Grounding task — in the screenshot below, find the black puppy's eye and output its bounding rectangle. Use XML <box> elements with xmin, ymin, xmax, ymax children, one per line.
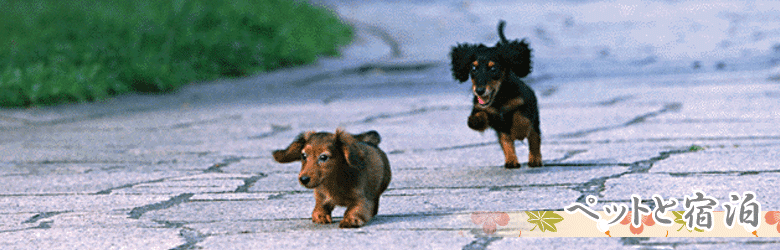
<box><xmin>318</xmin><ymin>154</ymin><xmax>329</xmax><ymax>162</ymax></box>
<box><xmin>471</xmin><ymin>65</ymin><xmax>477</xmax><ymax>72</ymax></box>
<box><xmin>489</xmin><ymin>66</ymin><xmax>497</xmax><ymax>72</ymax></box>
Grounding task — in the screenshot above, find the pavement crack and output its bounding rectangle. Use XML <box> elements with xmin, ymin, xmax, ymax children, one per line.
<box><xmin>629</xmin><ymin>147</ymin><xmax>693</xmax><ymax>173</ymax></box>
<box><xmin>354</xmin><ymin>106</ymin><xmax>451</xmax><ymax>124</ymax></box>
<box><xmin>154</xmin><ymin>220</ymin><xmax>186</xmax><ymax>228</ymax></box>
<box><xmin>23</xmin><ymin>211</ymin><xmax>68</xmax><ymax>224</ymax></box>
<box><xmin>170</xmin><ymin>227</ymin><xmax>208</xmax><ymax>250</ymax></box>
<box><xmin>248</xmin><ymin>124</ymin><xmax>292</xmax><ymax>140</ymax></box>
<box><xmin>547</xmin><ymin>149</ymin><xmax>588</xmax><ymax>164</ymax></box>
<box><xmin>388</xmin><ymin>141</ymin><xmax>495</xmax><ymax>155</ymax></box>
<box><xmin>598</xmin><ymin>95</ymin><xmax>634</xmax><ymax>106</ymax></box>
<box><xmin>555</xmin><ymin>102</ymin><xmax>682</xmax><ymax>138</ymax></box>
<box><xmin>620</xmin><ymin>237</ymin><xmax>650</xmax><ymax>246</ymax></box>
<box><xmin>204</xmin><ymin>156</ymin><xmax>244</xmax><ymax>173</ymax></box>
<box><xmin>434</xmin><ymin>142</ymin><xmax>495</xmax><ymax>152</ymax></box>
<box><xmin>625</xmin><ymin>102</ymin><xmax>681</xmax><ymax>126</ymax></box>
<box><xmin>94</xmin><ymin>177</ymin><xmax>169</xmax><ymax>195</ymax></box>
<box><xmin>666</xmin><ymin>169</ymin><xmax>780</xmax><ymax>177</ymax></box>
<box><xmin>233</xmin><ymin>174</ymin><xmax>267</xmax><ymax>193</ymax></box>
<box><xmin>0</xmin><ymin>107</ymin><xmax>155</xmax><ymax>127</ymax></box>
<box><xmin>168</xmin><ymin>114</ymin><xmax>242</xmax><ymax>130</ymax></box>
<box><xmin>128</xmin><ymin>193</ymin><xmax>194</xmax><ymax>219</ymax></box>
<box><xmin>462</xmin><ymin>237</ymin><xmax>502</xmax><ymax>250</ymax></box>
<box><xmin>571</xmin><ymin>145</ymin><xmax>700</xmax><ymax>203</ymax></box>
<box><xmin>287</xmin><ymin>61</ymin><xmax>440</xmax><ymax>87</ymax></box>
<box><xmin>31</xmin><ymin>221</ymin><xmax>53</xmax><ymax>229</ymax></box>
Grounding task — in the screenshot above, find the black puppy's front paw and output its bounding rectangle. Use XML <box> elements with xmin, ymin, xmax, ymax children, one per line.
<box><xmin>467</xmin><ymin>112</ymin><xmax>489</xmax><ymax>131</ymax></box>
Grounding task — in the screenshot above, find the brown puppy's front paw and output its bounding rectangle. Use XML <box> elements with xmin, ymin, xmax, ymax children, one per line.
<box><xmin>338</xmin><ymin>216</ymin><xmax>366</xmax><ymax>228</ymax></box>
<box><xmin>312</xmin><ymin>212</ymin><xmax>333</xmax><ymax>224</ymax></box>
<box><xmin>528</xmin><ymin>154</ymin><xmax>542</xmax><ymax>168</ymax></box>
<box><xmin>468</xmin><ymin>112</ymin><xmax>489</xmax><ymax>131</ymax></box>
<box><xmin>504</xmin><ymin>162</ymin><xmax>521</xmax><ymax>169</ymax></box>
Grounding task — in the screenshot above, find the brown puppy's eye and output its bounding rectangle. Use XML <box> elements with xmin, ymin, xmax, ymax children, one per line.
<box><xmin>301</xmin><ymin>153</ymin><xmax>307</xmax><ymax>161</ymax></box>
<box><xmin>318</xmin><ymin>154</ymin><xmax>329</xmax><ymax>162</ymax></box>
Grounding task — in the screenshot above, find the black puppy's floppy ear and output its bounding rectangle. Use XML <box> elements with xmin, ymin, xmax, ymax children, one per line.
<box><xmin>336</xmin><ymin>129</ymin><xmax>366</xmax><ymax>170</ymax></box>
<box><xmin>272</xmin><ymin>131</ymin><xmax>313</xmax><ymax>163</ymax></box>
<box><xmin>450</xmin><ymin>43</ymin><xmax>480</xmax><ymax>83</ymax></box>
<box><xmin>498</xmin><ymin>39</ymin><xmax>532</xmax><ymax>78</ymax></box>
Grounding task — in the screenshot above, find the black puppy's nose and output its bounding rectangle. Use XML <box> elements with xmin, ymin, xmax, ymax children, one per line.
<box><xmin>299</xmin><ymin>176</ymin><xmax>310</xmax><ymax>185</ymax></box>
<box><xmin>475</xmin><ymin>87</ymin><xmax>486</xmax><ymax>95</ymax></box>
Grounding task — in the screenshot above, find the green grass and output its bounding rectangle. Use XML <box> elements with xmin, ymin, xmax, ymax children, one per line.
<box><xmin>0</xmin><ymin>0</ymin><xmax>353</xmax><ymax>107</ymax></box>
<box><xmin>687</xmin><ymin>144</ymin><xmax>705</xmax><ymax>152</ymax></box>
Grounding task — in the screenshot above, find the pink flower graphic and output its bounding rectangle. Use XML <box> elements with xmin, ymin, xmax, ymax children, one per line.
<box><xmin>765</xmin><ymin>211</ymin><xmax>780</xmax><ymax>233</ymax></box>
<box><xmin>471</xmin><ymin>211</ymin><xmax>510</xmax><ymax>235</ymax></box>
<box><xmin>620</xmin><ymin>211</ymin><xmax>655</xmax><ymax>235</ymax></box>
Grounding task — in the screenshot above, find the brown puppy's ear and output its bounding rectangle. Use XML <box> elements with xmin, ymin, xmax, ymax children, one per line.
<box><xmin>272</xmin><ymin>131</ymin><xmax>312</xmax><ymax>163</ymax></box>
<box><xmin>498</xmin><ymin>38</ymin><xmax>532</xmax><ymax>78</ymax></box>
<box><xmin>352</xmin><ymin>130</ymin><xmax>381</xmax><ymax>146</ymax></box>
<box><xmin>450</xmin><ymin>43</ymin><xmax>481</xmax><ymax>83</ymax></box>
<box><xmin>336</xmin><ymin>129</ymin><xmax>366</xmax><ymax>170</ymax></box>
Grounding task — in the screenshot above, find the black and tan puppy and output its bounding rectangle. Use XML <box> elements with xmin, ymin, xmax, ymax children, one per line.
<box><xmin>450</xmin><ymin>20</ymin><xmax>542</xmax><ymax>168</ymax></box>
<box><xmin>273</xmin><ymin>129</ymin><xmax>391</xmax><ymax>228</ymax></box>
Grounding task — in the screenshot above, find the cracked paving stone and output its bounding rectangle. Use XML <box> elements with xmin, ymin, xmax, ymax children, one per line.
<box><xmin>129</xmin><ymin>193</ymin><xmax>194</xmax><ymax>219</ymax></box>
<box><xmin>0</xmin><ymin>213</ymin><xmax>39</xmax><ymax>232</ymax></box>
<box><xmin>184</xmin><ymin>212</ymin><xmax>467</xmax><ymax>235</ymax></box>
<box><xmin>0</xmin><ymin>195</ymin><xmax>172</xmax><ymax>214</ymax></box>
<box><xmin>0</xmin><ymin>226</ymin><xmax>183</xmax><ymax>249</ymax></box>
<box><xmin>638</xmin><ymin>238</ymin><xmax>780</xmax><ymax>249</ymax></box>
<box><xmin>250</xmin><ymin>164</ymin><xmax>626</xmax><ymax>193</ymax></box>
<box><xmin>170</xmin><ymin>227</ymin><xmax>208</xmax><ymax>250</ymax></box>
<box><xmin>189</xmin><ymin>192</ymin><xmax>280</xmax><ymax>201</ymax></box>
<box><xmin>197</xmin><ymin>231</ymin><xmax>473</xmax><ymax>249</ymax></box>
<box><xmin>147</xmin><ymin>186</ymin><xmax>578</xmax><ymax>225</ymax></box>
<box><xmin>0</xmin><ymin>212</ymin><xmax>183</xmax><ymax>249</ymax></box>
<box><xmin>112</xmin><ymin>173</ymin><xmax>252</xmax><ymax>195</ymax></box>
<box><xmin>0</xmin><ymin>171</ymin><xmax>185</xmax><ymax>195</ymax></box>
<box><xmin>463</xmin><ymin>237</ymin><xmax>502</xmax><ymax>250</ymax></box>
<box><xmin>487</xmin><ymin>238</ymin><xmax>626</xmax><ymax>249</ymax></box>
<box><xmin>592</xmin><ymin>122</ymin><xmax>780</xmax><ymax>141</ymax></box>
<box><xmin>651</xmin><ymin>145</ymin><xmax>780</xmax><ymax>173</ymax></box>
<box><xmin>600</xmin><ymin>173</ymin><xmax>780</xmax><ymax>209</ymax></box>
<box><xmin>547</xmin><ymin>103</ymin><xmax>673</xmax><ymax>139</ymax></box>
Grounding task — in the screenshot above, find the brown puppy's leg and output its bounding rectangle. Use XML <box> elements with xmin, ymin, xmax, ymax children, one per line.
<box><xmin>312</xmin><ymin>191</ymin><xmax>334</xmax><ymax>224</ymax></box>
<box><xmin>527</xmin><ymin>128</ymin><xmax>542</xmax><ymax>167</ymax></box>
<box><xmin>468</xmin><ymin>110</ymin><xmax>490</xmax><ymax>132</ymax></box>
<box><xmin>498</xmin><ymin>132</ymin><xmax>520</xmax><ymax>169</ymax></box>
<box><xmin>372</xmin><ymin>197</ymin><xmax>380</xmax><ymax>216</ymax></box>
<box><xmin>339</xmin><ymin>199</ymin><xmax>374</xmax><ymax>228</ymax></box>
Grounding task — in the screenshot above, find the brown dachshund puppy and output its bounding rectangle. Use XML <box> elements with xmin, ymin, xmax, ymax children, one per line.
<box><xmin>450</xmin><ymin>20</ymin><xmax>542</xmax><ymax>168</ymax></box>
<box><xmin>273</xmin><ymin>129</ymin><xmax>391</xmax><ymax>228</ymax></box>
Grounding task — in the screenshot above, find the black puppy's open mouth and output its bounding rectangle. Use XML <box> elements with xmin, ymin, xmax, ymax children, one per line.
<box><xmin>475</xmin><ymin>92</ymin><xmax>494</xmax><ymax>107</ymax></box>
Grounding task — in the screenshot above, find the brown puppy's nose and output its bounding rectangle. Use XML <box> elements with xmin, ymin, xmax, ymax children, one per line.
<box><xmin>299</xmin><ymin>176</ymin><xmax>311</xmax><ymax>185</ymax></box>
<box><xmin>475</xmin><ymin>87</ymin><xmax>486</xmax><ymax>95</ymax></box>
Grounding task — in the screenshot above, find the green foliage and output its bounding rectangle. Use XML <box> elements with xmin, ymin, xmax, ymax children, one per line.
<box><xmin>671</xmin><ymin>211</ymin><xmax>705</xmax><ymax>232</ymax></box>
<box><xmin>526</xmin><ymin>211</ymin><xmax>564</xmax><ymax>232</ymax></box>
<box><xmin>687</xmin><ymin>144</ymin><xmax>705</xmax><ymax>152</ymax></box>
<box><xmin>0</xmin><ymin>0</ymin><xmax>353</xmax><ymax>107</ymax></box>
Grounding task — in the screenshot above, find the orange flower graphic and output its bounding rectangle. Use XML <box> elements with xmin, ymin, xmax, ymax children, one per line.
<box><xmin>620</xmin><ymin>211</ymin><xmax>655</xmax><ymax>235</ymax></box>
<box><xmin>471</xmin><ymin>211</ymin><xmax>510</xmax><ymax>235</ymax></box>
<box><xmin>765</xmin><ymin>211</ymin><xmax>780</xmax><ymax>233</ymax></box>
